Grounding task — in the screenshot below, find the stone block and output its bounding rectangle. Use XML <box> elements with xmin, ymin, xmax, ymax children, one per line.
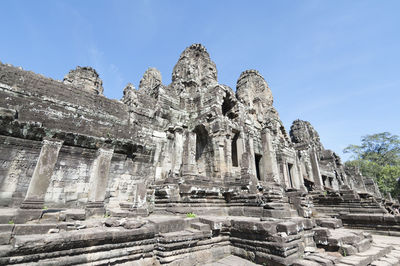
<box><xmin>262</xmin><ymin>209</ymin><xmax>291</xmax><ymax>218</ymax></box>
<box><xmin>292</xmin><ymin>259</ymin><xmax>321</xmax><ymax>266</ymax></box>
<box><xmin>0</xmin><ymin>232</ymin><xmax>11</xmax><ymax>245</ymax></box>
<box><xmin>64</xmin><ymin>209</ymin><xmax>86</xmax><ymax>221</ymax></box>
<box><xmin>13</xmin><ymin>224</ymin><xmax>57</xmax><ymax>235</ymax></box>
<box><xmin>341</xmin><ymin>244</ymin><xmax>358</xmax><ymax>256</ymax></box>
<box><xmin>41</xmin><ymin>212</ymin><xmax>60</xmax><ymax>222</ymax></box>
<box><xmin>355</xmin><ymin>238</ymin><xmax>372</xmax><ymax>253</ymax></box>
<box><xmin>104</xmin><ymin>217</ymin><xmax>120</xmax><ymax>227</ymax></box>
<box><xmin>276</xmin><ymin>221</ymin><xmax>298</xmax><ymax>235</ymax></box>
<box><xmin>123</xmin><ymin>220</ymin><xmax>146</xmax><ymax>229</ymax></box>
<box><xmin>304</xmin><ymin>255</ymin><xmax>334</xmax><ymax>266</ymax></box>
<box><xmin>14</xmin><ymin>209</ymin><xmax>42</xmax><ymax>224</ymax></box>
<box><xmin>315</xmin><ymin>218</ymin><xmax>342</xmax><ymax>229</ymax></box>
<box><xmin>313</xmin><ymin>227</ymin><xmax>331</xmax><ymax>238</ymax></box>
<box><xmin>0</xmin><ymin>224</ymin><xmax>14</xmax><ymax>233</ymax></box>
<box><xmin>0</xmin><ymin>209</ymin><xmax>16</xmax><ymax>224</ymax></box>
<box><xmin>190</xmin><ymin>222</ymin><xmax>211</xmax><ymax>231</ymax></box>
<box><xmin>148</xmin><ymin>216</ymin><xmax>186</xmax><ymax>233</ymax></box>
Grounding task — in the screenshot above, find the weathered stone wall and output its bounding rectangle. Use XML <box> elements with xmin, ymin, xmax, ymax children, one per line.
<box><xmin>0</xmin><ymin>136</ymin><xmax>41</xmax><ymax>206</ymax></box>
<box><xmin>0</xmin><ymin>44</ymin><xmax>384</xmax><ymax>217</ymax></box>
<box><xmin>0</xmin><ymin>43</ymin><xmax>397</xmax><ymax>266</ymax></box>
<box><xmin>0</xmin><ymin>63</ymin><xmax>158</xmax><ymax>211</ymax></box>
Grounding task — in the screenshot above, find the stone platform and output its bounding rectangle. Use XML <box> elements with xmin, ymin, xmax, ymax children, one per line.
<box><xmin>1</xmin><ymin>44</ymin><xmax>400</xmax><ymax>265</ymax></box>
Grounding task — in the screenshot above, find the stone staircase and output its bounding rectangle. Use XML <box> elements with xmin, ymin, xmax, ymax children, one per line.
<box><xmin>312</xmin><ymin>190</ymin><xmax>387</xmax><ymax>218</ymax></box>
<box><xmin>287</xmin><ymin>190</ymin><xmax>314</xmax><ymax>218</ymax></box>
<box><xmin>2</xmin><ymin>204</ymin><xmax>400</xmax><ymax>266</ymax></box>
<box><xmin>293</xmin><ymin>217</ymin><xmax>400</xmax><ymax>266</ymax></box>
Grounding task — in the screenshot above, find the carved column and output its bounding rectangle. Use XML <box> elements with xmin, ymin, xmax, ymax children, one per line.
<box><xmin>181</xmin><ymin>131</ymin><xmax>196</xmax><ymax>178</ymax></box>
<box><xmin>295</xmin><ymin>156</ymin><xmax>307</xmax><ymax>191</ymax></box>
<box><xmin>242</xmin><ymin>134</ymin><xmax>258</xmax><ymax>192</ymax></box>
<box><xmin>86</xmin><ymin>147</ymin><xmax>114</xmax><ymax>216</ymax></box>
<box><xmin>261</xmin><ymin>130</ymin><xmax>280</xmax><ymax>184</ymax></box>
<box><xmin>212</xmin><ymin>135</ymin><xmax>226</xmax><ymax>179</ymax></box>
<box><xmin>171</xmin><ymin>127</ymin><xmax>184</xmax><ymax>176</ymax></box>
<box><xmin>224</xmin><ymin>135</ymin><xmax>233</xmax><ymax>179</ymax></box>
<box><xmin>310</xmin><ymin>148</ymin><xmax>324</xmax><ymax>190</ymax></box>
<box><xmin>129</xmin><ymin>182</ymin><xmax>149</xmax><ymax>216</ymax></box>
<box><xmin>20</xmin><ymin>139</ymin><xmax>63</xmax><ymax>209</ymax></box>
<box><xmin>237</xmin><ymin>133</ymin><xmax>245</xmax><ymax>169</ymax></box>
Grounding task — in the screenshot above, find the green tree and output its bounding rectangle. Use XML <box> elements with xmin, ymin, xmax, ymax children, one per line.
<box><xmin>344</xmin><ymin>132</ymin><xmax>400</xmax><ymax>198</ymax></box>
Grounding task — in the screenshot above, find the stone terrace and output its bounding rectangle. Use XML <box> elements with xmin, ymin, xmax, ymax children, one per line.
<box><xmin>1</xmin><ymin>44</ymin><xmax>400</xmax><ymax>265</ymax></box>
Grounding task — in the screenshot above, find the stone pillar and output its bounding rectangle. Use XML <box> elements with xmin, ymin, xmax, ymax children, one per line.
<box><xmin>225</xmin><ymin>135</ymin><xmax>233</xmax><ymax>179</ymax></box>
<box><xmin>237</xmin><ymin>133</ymin><xmax>244</xmax><ymax>168</ymax></box>
<box><xmin>310</xmin><ymin>149</ymin><xmax>324</xmax><ymax>190</ymax></box>
<box><xmin>86</xmin><ymin>147</ymin><xmax>114</xmax><ymax>216</ymax></box>
<box><xmin>248</xmin><ymin>136</ymin><xmax>257</xmax><ymax>181</ymax></box>
<box><xmin>243</xmin><ymin>135</ymin><xmax>258</xmax><ymax>192</ymax></box>
<box><xmin>130</xmin><ymin>182</ymin><xmax>149</xmax><ymax>216</ymax></box>
<box><xmin>20</xmin><ymin>139</ymin><xmax>63</xmax><ymax>209</ymax></box>
<box><xmin>181</xmin><ymin>131</ymin><xmax>196</xmax><ymax>177</ymax></box>
<box><xmin>261</xmin><ymin>130</ymin><xmax>280</xmax><ymax>184</ymax></box>
<box><xmin>295</xmin><ymin>156</ymin><xmax>307</xmax><ymax>192</ymax></box>
<box><xmin>171</xmin><ymin>127</ymin><xmax>184</xmax><ymax>176</ymax></box>
<box><xmin>212</xmin><ymin>136</ymin><xmax>226</xmax><ymax>179</ymax></box>
<box><xmin>281</xmin><ymin>160</ymin><xmax>291</xmax><ymax>189</ymax></box>
<box><xmin>289</xmin><ymin>159</ymin><xmax>302</xmax><ymax>190</ymax></box>
<box><xmin>0</xmin><ymin>150</ymin><xmax>26</xmax><ymax>206</ymax></box>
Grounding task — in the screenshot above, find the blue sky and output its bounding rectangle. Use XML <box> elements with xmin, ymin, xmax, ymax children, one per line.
<box><xmin>1</xmin><ymin>0</ymin><xmax>399</xmax><ymax>160</ymax></box>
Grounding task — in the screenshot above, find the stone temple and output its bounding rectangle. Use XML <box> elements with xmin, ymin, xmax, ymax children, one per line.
<box><xmin>0</xmin><ymin>44</ymin><xmax>400</xmax><ymax>265</ymax></box>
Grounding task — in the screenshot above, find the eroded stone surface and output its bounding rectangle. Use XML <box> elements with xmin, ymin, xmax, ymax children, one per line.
<box><xmin>0</xmin><ymin>43</ymin><xmax>399</xmax><ymax>265</ymax></box>
<box><xmin>63</xmin><ymin>66</ymin><xmax>104</xmax><ymax>95</ymax></box>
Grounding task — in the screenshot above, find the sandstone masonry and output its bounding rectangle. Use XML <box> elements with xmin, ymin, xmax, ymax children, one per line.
<box><xmin>0</xmin><ymin>44</ymin><xmax>399</xmax><ymax>265</ymax></box>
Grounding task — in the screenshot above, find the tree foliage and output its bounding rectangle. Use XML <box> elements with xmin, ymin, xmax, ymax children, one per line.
<box><xmin>344</xmin><ymin>132</ymin><xmax>400</xmax><ymax>198</ymax></box>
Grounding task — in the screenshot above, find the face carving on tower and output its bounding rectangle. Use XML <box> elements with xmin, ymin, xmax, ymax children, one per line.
<box><xmin>139</xmin><ymin>68</ymin><xmax>162</xmax><ymax>91</ymax></box>
<box><xmin>63</xmin><ymin>66</ymin><xmax>104</xmax><ymax>95</ymax></box>
<box><xmin>290</xmin><ymin>120</ymin><xmax>323</xmax><ymax>150</ymax></box>
<box><xmin>236</xmin><ymin>70</ymin><xmax>273</xmax><ymax>115</ymax></box>
<box><xmin>172</xmin><ymin>44</ymin><xmax>218</xmax><ymax>92</ymax></box>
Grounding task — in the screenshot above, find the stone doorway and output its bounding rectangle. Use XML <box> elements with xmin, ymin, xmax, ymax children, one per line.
<box><xmin>255</xmin><ymin>154</ymin><xmax>262</xmax><ymax>181</ymax></box>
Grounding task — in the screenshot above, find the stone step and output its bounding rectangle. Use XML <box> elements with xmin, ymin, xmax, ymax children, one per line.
<box><xmin>370</xmin><ymin>248</ymin><xmax>400</xmax><ymax>266</ymax></box>
<box><xmin>314</xmin><ymin>227</ymin><xmax>373</xmax><ymax>256</ymax></box>
<box><xmin>293</xmin><ymin>250</ymin><xmax>341</xmax><ymax>266</ymax></box>
<box><xmin>315</xmin><ymin>217</ymin><xmax>343</xmax><ymax>229</ymax></box>
<box><xmin>338</xmin><ymin>244</ymin><xmax>393</xmax><ymax>266</ymax></box>
<box><xmin>190</xmin><ymin>222</ymin><xmax>211</xmax><ymax>231</ymax></box>
<box><xmin>292</xmin><ymin>259</ymin><xmax>321</xmax><ymax>266</ymax></box>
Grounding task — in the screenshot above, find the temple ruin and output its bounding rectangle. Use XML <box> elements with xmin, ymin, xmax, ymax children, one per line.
<box><xmin>1</xmin><ymin>44</ymin><xmax>400</xmax><ymax>265</ymax></box>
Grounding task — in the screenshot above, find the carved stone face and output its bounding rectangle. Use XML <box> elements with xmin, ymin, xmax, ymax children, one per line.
<box><xmin>172</xmin><ymin>44</ymin><xmax>217</xmax><ymax>90</ymax></box>
<box><xmin>122</xmin><ymin>83</ymin><xmax>137</xmax><ymax>106</ymax></box>
<box><xmin>63</xmin><ymin>66</ymin><xmax>104</xmax><ymax>95</ymax></box>
<box><xmin>139</xmin><ymin>68</ymin><xmax>162</xmax><ymax>91</ymax></box>
<box><xmin>290</xmin><ymin>121</ymin><xmax>308</xmax><ymax>144</ymax></box>
<box><xmin>290</xmin><ymin>120</ymin><xmax>323</xmax><ymax>150</ymax></box>
<box><xmin>236</xmin><ymin>70</ymin><xmax>273</xmax><ymax>114</ymax></box>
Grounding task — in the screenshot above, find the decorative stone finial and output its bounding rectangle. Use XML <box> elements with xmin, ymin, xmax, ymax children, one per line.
<box><xmin>63</xmin><ymin>66</ymin><xmax>104</xmax><ymax>95</ymax></box>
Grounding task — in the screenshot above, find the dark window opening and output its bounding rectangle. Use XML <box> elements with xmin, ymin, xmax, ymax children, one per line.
<box><xmin>322</xmin><ymin>175</ymin><xmax>327</xmax><ymax>187</ymax></box>
<box><xmin>288</xmin><ymin>163</ymin><xmax>294</xmax><ymax>188</ymax></box>
<box><xmin>194</xmin><ymin>125</ymin><xmax>208</xmax><ymax>161</ymax></box>
<box><xmin>255</xmin><ymin>154</ymin><xmax>262</xmax><ymax>181</ymax></box>
<box><xmin>304</xmin><ymin>178</ymin><xmax>314</xmax><ymax>192</ymax></box>
<box><xmin>231</xmin><ymin>132</ymin><xmax>239</xmax><ymax>167</ymax></box>
<box><xmin>329</xmin><ymin>177</ymin><xmax>333</xmax><ymax>187</ymax></box>
<box><xmin>222</xmin><ymin>92</ymin><xmax>236</xmax><ymax>118</ymax></box>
